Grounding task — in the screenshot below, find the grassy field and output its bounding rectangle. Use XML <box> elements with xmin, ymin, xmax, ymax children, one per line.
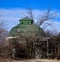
<box><xmin>0</xmin><ymin>58</ymin><xmax>60</xmax><ymax>62</ymax></box>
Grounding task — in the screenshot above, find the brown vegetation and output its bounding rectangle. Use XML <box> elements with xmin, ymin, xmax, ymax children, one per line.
<box><xmin>0</xmin><ymin>58</ymin><xmax>60</xmax><ymax>62</ymax></box>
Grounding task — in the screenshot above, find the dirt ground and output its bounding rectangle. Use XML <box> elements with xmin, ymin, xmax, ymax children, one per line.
<box><xmin>0</xmin><ymin>58</ymin><xmax>60</xmax><ymax>62</ymax></box>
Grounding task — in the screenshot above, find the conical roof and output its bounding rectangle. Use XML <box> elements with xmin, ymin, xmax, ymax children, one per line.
<box><xmin>9</xmin><ymin>17</ymin><xmax>46</xmax><ymax>37</ymax></box>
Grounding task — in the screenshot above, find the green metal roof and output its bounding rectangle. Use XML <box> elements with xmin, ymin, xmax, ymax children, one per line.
<box><xmin>9</xmin><ymin>24</ymin><xmax>45</xmax><ymax>37</ymax></box>
<box><xmin>19</xmin><ymin>17</ymin><xmax>34</xmax><ymax>24</ymax></box>
<box><xmin>9</xmin><ymin>17</ymin><xmax>46</xmax><ymax>37</ymax></box>
<box><xmin>19</xmin><ymin>17</ymin><xmax>32</xmax><ymax>21</ymax></box>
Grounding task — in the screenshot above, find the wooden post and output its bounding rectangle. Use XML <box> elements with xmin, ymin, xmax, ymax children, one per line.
<box><xmin>47</xmin><ymin>40</ymin><xmax>49</xmax><ymax>58</ymax></box>
<box><xmin>12</xmin><ymin>48</ymin><xmax>16</xmax><ymax>59</ymax></box>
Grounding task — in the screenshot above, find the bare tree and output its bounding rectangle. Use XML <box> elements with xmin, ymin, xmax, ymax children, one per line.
<box><xmin>38</xmin><ymin>8</ymin><xmax>57</xmax><ymax>26</ymax></box>
<box><xmin>0</xmin><ymin>23</ymin><xmax>8</xmax><ymax>48</ymax></box>
<box><xmin>0</xmin><ymin>21</ymin><xmax>8</xmax><ymax>46</ymax></box>
<box><xmin>0</xmin><ymin>21</ymin><xmax>9</xmax><ymax>58</ymax></box>
<box><xmin>27</xmin><ymin>8</ymin><xmax>34</xmax><ymax>20</ymax></box>
<box><xmin>27</xmin><ymin>8</ymin><xmax>57</xmax><ymax>35</ymax></box>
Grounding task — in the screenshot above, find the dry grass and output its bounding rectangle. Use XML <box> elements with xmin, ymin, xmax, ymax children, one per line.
<box><xmin>0</xmin><ymin>58</ymin><xmax>60</xmax><ymax>62</ymax></box>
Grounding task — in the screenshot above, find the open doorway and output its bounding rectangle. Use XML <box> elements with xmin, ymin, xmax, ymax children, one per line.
<box><xmin>15</xmin><ymin>48</ymin><xmax>27</xmax><ymax>59</ymax></box>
